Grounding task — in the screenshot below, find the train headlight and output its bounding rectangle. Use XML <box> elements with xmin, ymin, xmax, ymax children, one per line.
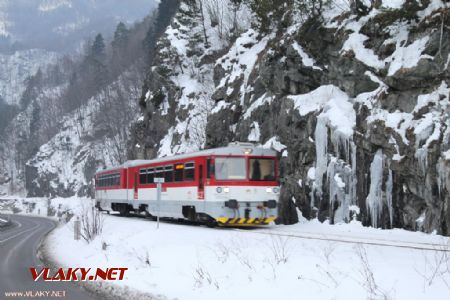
<box><xmin>266</xmin><ymin>187</ymin><xmax>280</xmax><ymax>193</ymax></box>
<box><xmin>223</xmin><ymin>187</ymin><xmax>230</xmax><ymax>193</ymax></box>
<box><xmin>216</xmin><ymin>187</ymin><xmax>223</xmax><ymax>193</ymax></box>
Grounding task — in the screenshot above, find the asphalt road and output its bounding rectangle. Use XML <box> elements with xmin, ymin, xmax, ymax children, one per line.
<box><xmin>0</xmin><ymin>215</ymin><xmax>103</xmax><ymax>300</ymax></box>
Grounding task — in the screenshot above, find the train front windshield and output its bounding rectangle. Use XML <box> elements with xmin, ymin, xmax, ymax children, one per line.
<box><xmin>215</xmin><ymin>157</ymin><xmax>246</xmax><ymax>180</ymax></box>
<box><xmin>214</xmin><ymin>157</ymin><xmax>276</xmax><ymax>181</ymax></box>
<box><xmin>249</xmin><ymin>158</ymin><xmax>275</xmax><ymax>181</ymax></box>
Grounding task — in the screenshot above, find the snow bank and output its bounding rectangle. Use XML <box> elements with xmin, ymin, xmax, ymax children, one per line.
<box><xmin>45</xmin><ymin>211</ymin><xmax>450</xmax><ymax>300</ymax></box>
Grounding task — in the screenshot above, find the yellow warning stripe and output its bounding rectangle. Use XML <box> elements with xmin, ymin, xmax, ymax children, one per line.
<box><xmin>216</xmin><ymin>217</ymin><xmax>276</xmax><ymax>226</ymax></box>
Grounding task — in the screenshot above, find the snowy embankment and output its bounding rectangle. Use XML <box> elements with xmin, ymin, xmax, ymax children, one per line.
<box><xmin>0</xmin><ymin>196</ymin><xmax>84</xmax><ymax>221</ymax></box>
<box><xmin>44</xmin><ymin>205</ymin><xmax>450</xmax><ymax>300</ymax></box>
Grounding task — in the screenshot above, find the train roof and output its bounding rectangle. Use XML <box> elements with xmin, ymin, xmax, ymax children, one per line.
<box><xmin>96</xmin><ymin>143</ymin><xmax>277</xmax><ymax>174</ymax></box>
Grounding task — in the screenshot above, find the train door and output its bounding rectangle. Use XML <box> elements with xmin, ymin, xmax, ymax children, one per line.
<box><xmin>198</xmin><ymin>164</ymin><xmax>205</xmax><ymax>200</ymax></box>
<box><xmin>125</xmin><ymin>168</ymin><xmax>128</xmax><ymax>201</ymax></box>
<box><xmin>134</xmin><ymin>171</ymin><xmax>138</xmax><ymax>200</ymax></box>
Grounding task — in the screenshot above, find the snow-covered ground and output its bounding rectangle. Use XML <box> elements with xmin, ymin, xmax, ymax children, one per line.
<box><xmin>2</xmin><ymin>196</ymin><xmax>449</xmax><ymax>299</ymax></box>
<box><xmin>20</xmin><ymin>197</ymin><xmax>447</xmax><ymax>300</ymax></box>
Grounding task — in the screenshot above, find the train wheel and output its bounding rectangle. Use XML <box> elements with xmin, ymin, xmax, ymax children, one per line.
<box><xmin>119</xmin><ymin>205</ymin><xmax>129</xmax><ymax>217</ymax></box>
<box><xmin>206</xmin><ymin>218</ymin><xmax>217</xmax><ymax>228</ymax></box>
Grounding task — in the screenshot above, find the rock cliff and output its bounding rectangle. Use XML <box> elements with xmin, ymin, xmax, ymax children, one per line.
<box><xmin>131</xmin><ymin>0</ymin><xmax>450</xmax><ymax>234</ymax></box>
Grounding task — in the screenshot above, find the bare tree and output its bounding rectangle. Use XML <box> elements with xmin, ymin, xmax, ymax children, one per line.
<box><xmin>198</xmin><ymin>0</ymin><xmax>210</xmax><ymax>47</ymax></box>
<box><xmin>78</xmin><ymin>202</ymin><xmax>104</xmax><ymax>243</ymax></box>
<box><xmin>355</xmin><ymin>244</ymin><xmax>393</xmax><ymax>300</ymax></box>
<box><xmin>205</xmin><ymin>0</ymin><xmax>226</xmax><ymax>39</ymax></box>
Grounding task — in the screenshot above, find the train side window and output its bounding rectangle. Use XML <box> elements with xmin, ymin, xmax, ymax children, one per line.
<box><xmin>155</xmin><ymin>167</ymin><xmax>164</xmax><ymax>180</ymax></box>
<box><xmin>139</xmin><ymin>169</ymin><xmax>147</xmax><ymax>184</ymax></box>
<box><xmin>174</xmin><ymin>164</ymin><xmax>184</xmax><ymax>182</ymax></box>
<box><xmin>207</xmin><ymin>159</ymin><xmax>214</xmax><ymax>179</ymax></box>
<box><xmin>147</xmin><ymin>168</ymin><xmax>154</xmax><ymax>184</ymax></box>
<box><xmin>185</xmin><ymin>162</ymin><xmax>195</xmax><ymax>181</ymax></box>
<box><xmin>165</xmin><ymin>165</ymin><xmax>173</xmax><ymax>182</ymax></box>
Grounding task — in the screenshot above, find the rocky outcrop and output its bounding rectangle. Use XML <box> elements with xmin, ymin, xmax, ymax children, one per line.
<box><xmin>131</xmin><ymin>1</ymin><xmax>450</xmax><ymax>235</ymax></box>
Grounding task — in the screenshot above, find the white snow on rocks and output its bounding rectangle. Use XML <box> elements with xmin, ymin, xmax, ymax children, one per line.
<box><xmin>291</xmin><ymin>41</ymin><xmax>322</xmax><ymax>70</ymax></box>
<box><xmin>342</xmin><ymin>31</ymin><xmax>386</xmax><ymax>69</ymax></box>
<box><xmin>444</xmin><ymin>150</ymin><xmax>450</xmax><ymax>160</ymax></box>
<box><xmin>243</xmin><ymin>93</ymin><xmax>273</xmax><ymax>119</ymax></box>
<box><xmin>388</xmin><ymin>36</ymin><xmax>430</xmax><ymax>76</ymax></box>
<box><xmin>339</xmin><ymin>2</ymin><xmax>442</xmax><ymax>77</ymax></box>
<box><xmin>366</xmin><ymin>81</ymin><xmax>449</xmax><ymax>168</ymax></box>
<box><xmin>381</xmin><ymin>0</ymin><xmax>406</xmax><ymax>9</ymax></box>
<box><xmin>248</xmin><ymin>121</ymin><xmax>261</xmax><ymax>142</ymax></box>
<box><xmin>417</xmin><ymin>0</ymin><xmax>447</xmax><ymax>20</ymax></box>
<box><xmin>217</xmin><ymin>29</ymin><xmax>272</xmax><ymax>105</ymax></box>
<box><xmin>262</xmin><ymin>136</ymin><xmax>287</xmax><ymax>153</ymax></box>
<box><xmin>289</xmin><ymin>85</ymin><xmax>354</xmax><ymax>134</ymax></box>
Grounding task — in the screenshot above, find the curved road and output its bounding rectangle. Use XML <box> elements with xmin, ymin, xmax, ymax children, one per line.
<box><xmin>0</xmin><ymin>215</ymin><xmax>103</xmax><ymax>300</ymax></box>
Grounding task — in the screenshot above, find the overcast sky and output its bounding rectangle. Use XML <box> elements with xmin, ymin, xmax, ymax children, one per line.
<box><xmin>0</xmin><ymin>0</ymin><xmax>157</xmax><ymax>53</ymax></box>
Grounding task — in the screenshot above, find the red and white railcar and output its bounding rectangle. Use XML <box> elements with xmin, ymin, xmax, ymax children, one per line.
<box><xmin>95</xmin><ymin>142</ymin><xmax>280</xmax><ymax>226</ymax></box>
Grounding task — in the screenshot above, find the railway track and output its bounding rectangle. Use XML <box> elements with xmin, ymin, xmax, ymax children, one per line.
<box><xmin>109</xmin><ymin>212</ymin><xmax>450</xmax><ymax>253</ymax></box>
<box><xmin>239</xmin><ymin>228</ymin><xmax>450</xmax><ymax>253</ymax></box>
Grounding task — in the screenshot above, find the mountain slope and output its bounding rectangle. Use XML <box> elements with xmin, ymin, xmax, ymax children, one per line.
<box><xmin>0</xmin><ymin>49</ymin><xmax>58</xmax><ymax>105</ymax></box>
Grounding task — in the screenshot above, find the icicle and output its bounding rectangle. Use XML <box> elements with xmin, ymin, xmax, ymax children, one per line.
<box><xmin>437</xmin><ymin>157</ymin><xmax>450</xmax><ymax>196</ymax></box>
<box><xmin>366</xmin><ymin>149</ymin><xmax>384</xmax><ymax>228</ymax></box>
<box><xmin>416</xmin><ymin>211</ymin><xmax>426</xmax><ymax>232</ymax></box>
<box><xmin>350</xmin><ymin>141</ymin><xmax>357</xmax><ymax>205</ymax></box>
<box><xmin>415</xmin><ymin>148</ymin><xmax>428</xmax><ymax>174</ymax></box>
<box><xmin>314</xmin><ymin>115</ymin><xmax>328</xmax><ymax>200</ymax></box>
<box><xmin>386</xmin><ymin>168</ymin><xmax>393</xmax><ymax>227</ymax></box>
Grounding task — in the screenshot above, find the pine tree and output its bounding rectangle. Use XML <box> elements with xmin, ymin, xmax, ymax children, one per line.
<box><xmin>87</xmin><ymin>33</ymin><xmax>108</xmax><ymax>87</ymax></box>
<box><xmin>20</xmin><ymin>68</ymin><xmax>44</xmax><ymax>110</ymax></box>
<box><xmin>91</xmin><ymin>34</ymin><xmax>106</xmax><ymax>64</ymax></box>
<box><xmin>247</xmin><ymin>0</ymin><xmax>294</xmax><ymax>33</ymax></box>
<box><xmin>112</xmin><ymin>22</ymin><xmax>129</xmax><ymax>51</ymax></box>
<box><xmin>111</xmin><ymin>22</ymin><xmax>130</xmax><ymax>76</ymax></box>
<box><xmin>143</xmin><ymin>0</ymin><xmax>180</xmax><ymax>59</ymax></box>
